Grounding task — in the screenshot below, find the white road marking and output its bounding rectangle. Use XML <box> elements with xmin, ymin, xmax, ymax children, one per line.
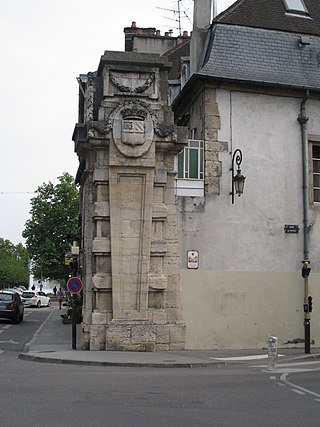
<box><xmin>210</xmin><ymin>354</ymin><xmax>285</xmax><ymax>361</ymax></box>
<box><xmin>291</xmin><ymin>389</ymin><xmax>305</xmax><ymax>395</ymax></box>
<box><xmin>3</xmin><ymin>325</ymin><xmax>12</xmax><ymax>329</ymax></box>
<box><xmin>280</xmin><ymin>371</ymin><xmax>320</xmax><ymax>399</ymax></box>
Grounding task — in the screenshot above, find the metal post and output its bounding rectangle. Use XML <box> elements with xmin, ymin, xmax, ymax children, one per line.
<box><xmin>304</xmin><ymin>275</ymin><xmax>310</xmax><ymax>354</ymax></box>
<box><xmin>267</xmin><ymin>336</ymin><xmax>278</xmax><ymax>370</ymax></box>
<box><xmin>72</xmin><ymin>293</ymin><xmax>77</xmax><ymax>350</ymax></box>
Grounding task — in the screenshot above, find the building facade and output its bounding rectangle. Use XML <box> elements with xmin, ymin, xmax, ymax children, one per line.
<box><xmin>73</xmin><ymin>0</ymin><xmax>320</xmax><ymax>351</ymax></box>
<box><xmin>173</xmin><ymin>0</ymin><xmax>320</xmax><ymax>349</ymax></box>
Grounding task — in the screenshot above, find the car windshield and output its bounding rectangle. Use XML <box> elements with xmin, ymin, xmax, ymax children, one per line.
<box><xmin>22</xmin><ymin>292</ymin><xmax>35</xmax><ymax>298</ymax></box>
<box><xmin>0</xmin><ymin>293</ymin><xmax>14</xmax><ymax>301</ymax></box>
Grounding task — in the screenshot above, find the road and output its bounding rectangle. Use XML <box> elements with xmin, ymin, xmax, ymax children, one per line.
<box><xmin>0</xmin><ymin>309</ymin><xmax>320</xmax><ymax>427</ymax></box>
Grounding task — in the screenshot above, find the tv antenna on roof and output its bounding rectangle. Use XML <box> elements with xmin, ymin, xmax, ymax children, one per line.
<box><xmin>156</xmin><ymin>0</ymin><xmax>192</xmax><ymax>36</ymax></box>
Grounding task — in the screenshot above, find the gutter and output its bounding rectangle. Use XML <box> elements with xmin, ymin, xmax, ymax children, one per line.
<box><xmin>298</xmin><ymin>90</ymin><xmax>310</xmax><ymax>261</ymax></box>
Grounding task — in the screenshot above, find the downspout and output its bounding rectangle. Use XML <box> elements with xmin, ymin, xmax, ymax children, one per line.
<box><xmin>298</xmin><ymin>90</ymin><xmax>310</xmax><ymax>261</ymax></box>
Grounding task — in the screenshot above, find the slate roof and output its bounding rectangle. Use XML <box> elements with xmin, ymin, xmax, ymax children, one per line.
<box><xmin>163</xmin><ymin>39</ymin><xmax>190</xmax><ymax>80</ymax></box>
<box><xmin>196</xmin><ymin>0</ymin><xmax>320</xmax><ymax>92</ymax></box>
<box><xmin>198</xmin><ymin>24</ymin><xmax>320</xmax><ymax>91</ymax></box>
<box><xmin>216</xmin><ymin>0</ymin><xmax>320</xmax><ymax>36</ymax></box>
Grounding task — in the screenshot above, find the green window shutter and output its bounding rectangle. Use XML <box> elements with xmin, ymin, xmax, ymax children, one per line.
<box><xmin>178</xmin><ymin>151</ymin><xmax>184</xmax><ymax>178</ymax></box>
<box><xmin>189</xmin><ymin>148</ymin><xmax>199</xmax><ymax>179</ymax></box>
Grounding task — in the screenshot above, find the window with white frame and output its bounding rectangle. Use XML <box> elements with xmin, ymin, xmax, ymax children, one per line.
<box><xmin>178</xmin><ymin>139</ymin><xmax>204</xmax><ymax>180</ymax></box>
<box><xmin>283</xmin><ymin>0</ymin><xmax>308</xmax><ymax>14</ymax></box>
<box><xmin>312</xmin><ymin>144</ymin><xmax>320</xmax><ymax>203</ymax></box>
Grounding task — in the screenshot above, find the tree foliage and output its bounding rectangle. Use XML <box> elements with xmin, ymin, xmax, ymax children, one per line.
<box><xmin>23</xmin><ymin>173</ymin><xmax>79</xmax><ymax>281</ymax></box>
<box><xmin>0</xmin><ymin>238</ymin><xmax>29</xmax><ymax>288</ymax></box>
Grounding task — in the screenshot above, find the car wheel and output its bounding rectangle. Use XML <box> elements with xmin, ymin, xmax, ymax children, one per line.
<box><xmin>47</xmin><ymin>300</ymin><xmax>51</xmax><ymax>307</ymax></box>
<box><xmin>13</xmin><ymin>313</ymin><xmax>20</xmax><ymax>324</ymax></box>
<box><xmin>19</xmin><ymin>312</ymin><xmax>24</xmax><ymax>322</ymax></box>
<box><xmin>37</xmin><ymin>300</ymin><xmax>41</xmax><ymax>308</ymax></box>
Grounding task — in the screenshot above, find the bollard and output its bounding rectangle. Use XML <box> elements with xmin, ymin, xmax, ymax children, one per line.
<box><xmin>267</xmin><ymin>336</ymin><xmax>278</xmax><ymax>370</ymax></box>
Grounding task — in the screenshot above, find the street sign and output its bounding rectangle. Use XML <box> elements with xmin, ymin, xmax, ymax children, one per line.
<box><xmin>187</xmin><ymin>250</ymin><xmax>199</xmax><ymax>269</ymax></box>
<box><xmin>67</xmin><ymin>277</ymin><xmax>83</xmax><ymax>294</ymax></box>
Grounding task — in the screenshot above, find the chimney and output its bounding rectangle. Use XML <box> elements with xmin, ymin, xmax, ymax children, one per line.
<box><xmin>190</xmin><ymin>0</ymin><xmax>213</xmax><ymax>75</ymax></box>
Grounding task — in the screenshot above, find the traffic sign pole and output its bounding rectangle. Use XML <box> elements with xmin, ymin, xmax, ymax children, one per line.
<box><xmin>66</xmin><ymin>277</ymin><xmax>83</xmax><ymax>350</ymax></box>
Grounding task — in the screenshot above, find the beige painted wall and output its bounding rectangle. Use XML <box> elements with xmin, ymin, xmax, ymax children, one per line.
<box><xmin>181</xmin><ymin>269</ymin><xmax>320</xmax><ymax>350</ymax></box>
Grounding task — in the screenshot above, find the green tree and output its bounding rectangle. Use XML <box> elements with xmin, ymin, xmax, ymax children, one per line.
<box><xmin>22</xmin><ymin>173</ymin><xmax>79</xmax><ymax>281</ymax></box>
<box><xmin>0</xmin><ymin>239</ymin><xmax>29</xmax><ymax>288</ymax></box>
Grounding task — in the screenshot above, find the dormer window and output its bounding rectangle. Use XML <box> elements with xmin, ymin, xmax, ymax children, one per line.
<box><xmin>283</xmin><ymin>0</ymin><xmax>309</xmax><ymax>15</ymax></box>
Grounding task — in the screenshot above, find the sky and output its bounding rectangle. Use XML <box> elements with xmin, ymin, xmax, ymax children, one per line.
<box><xmin>0</xmin><ymin>0</ymin><xmax>235</xmax><ymax>246</ymax></box>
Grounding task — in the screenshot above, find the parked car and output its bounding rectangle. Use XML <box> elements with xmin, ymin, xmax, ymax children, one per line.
<box><xmin>0</xmin><ymin>290</ymin><xmax>24</xmax><ymax>323</ymax></box>
<box><xmin>22</xmin><ymin>291</ymin><xmax>51</xmax><ymax>308</ymax></box>
<box><xmin>12</xmin><ymin>287</ymin><xmax>25</xmax><ymax>296</ymax></box>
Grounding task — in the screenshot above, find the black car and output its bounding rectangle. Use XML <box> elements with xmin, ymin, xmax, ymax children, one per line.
<box><xmin>0</xmin><ymin>290</ymin><xmax>24</xmax><ymax>323</ymax></box>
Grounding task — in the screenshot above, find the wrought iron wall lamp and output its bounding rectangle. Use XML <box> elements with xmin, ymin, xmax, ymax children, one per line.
<box><xmin>230</xmin><ymin>149</ymin><xmax>246</xmax><ymax>204</ymax></box>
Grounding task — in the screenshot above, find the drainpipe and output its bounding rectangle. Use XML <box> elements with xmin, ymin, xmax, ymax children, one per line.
<box><xmin>298</xmin><ymin>90</ymin><xmax>310</xmax><ymax>354</ymax></box>
<box><xmin>298</xmin><ymin>90</ymin><xmax>309</xmax><ymax>261</ymax></box>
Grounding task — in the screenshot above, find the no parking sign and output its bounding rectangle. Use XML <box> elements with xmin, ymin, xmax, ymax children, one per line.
<box><xmin>67</xmin><ymin>277</ymin><xmax>83</xmax><ymax>294</ymax></box>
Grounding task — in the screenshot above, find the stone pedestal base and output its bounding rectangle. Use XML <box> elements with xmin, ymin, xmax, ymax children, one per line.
<box><xmin>105</xmin><ymin>320</ymin><xmax>186</xmax><ymax>352</ymax></box>
<box><xmin>106</xmin><ymin>320</ymin><xmax>156</xmax><ymax>352</ymax></box>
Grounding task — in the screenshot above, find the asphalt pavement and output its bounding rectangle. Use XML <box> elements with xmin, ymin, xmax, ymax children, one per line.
<box><xmin>19</xmin><ymin>303</ymin><xmax>320</xmax><ymax>367</ymax></box>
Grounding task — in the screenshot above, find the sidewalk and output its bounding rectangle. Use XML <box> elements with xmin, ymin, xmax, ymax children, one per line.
<box><xmin>19</xmin><ymin>305</ymin><xmax>320</xmax><ymax>367</ymax></box>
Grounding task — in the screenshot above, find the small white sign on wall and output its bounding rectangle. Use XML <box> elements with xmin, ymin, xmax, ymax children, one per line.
<box><xmin>187</xmin><ymin>250</ymin><xmax>199</xmax><ymax>269</ymax></box>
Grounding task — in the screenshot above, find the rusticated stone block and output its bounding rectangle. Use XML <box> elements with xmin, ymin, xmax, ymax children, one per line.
<box><xmin>92</xmin><ymin>273</ymin><xmax>112</xmax><ymax>289</ymax></box>
<box><xmin>105</xmin><ymin>320</ymin><xmax>156</xmax><ymax>351</ymax></box>
<box><xmin>93</xmin><ymin>201</ymin><xmax>110</xmax><ymax>218</ymax></box>
<box><xmin>150</xmin><ymin>240</ymin><xmax>167</xmax><ymax>254</ymax></box>
<box><xmin>92</xmin><ymin>311</ymin><xmax>108</xmax><ymax>325</ymax></box>
<box><xmin>152</xmin><ymin>310</ymin><xmax>167</xmax><ymax>325</ymax></box>
<box><xmin>92</xmin><ymin>237</ymin><xmax>111</xmax><ymax>253</ymax></box>
<box><xmin>149</xmin><ymin>275</ymin><xmax>167</xmax><ymax>290</ymax></box>
<box><xmin>90</xmin><ymin>325</ymin><xmax>106</xmax><ymax>350</ymax></box>
<box><xmin>152</xmin><ymin>203</ymin><xmax>167</xmax><ymax>220</ymax></box>
<box><xmin>155</xmin><ymin>343</ymin><xmax>170</xmax><ymax>351</ymax></box>
<box><xmin>93</xmin><ymin>168</ymin><xmax>109</xmax><ymax>182</ymax></box>
<box><xmin>154</xmin><ymin>324</ymin><xmax>170</xmax><ymax>343</ymax></box>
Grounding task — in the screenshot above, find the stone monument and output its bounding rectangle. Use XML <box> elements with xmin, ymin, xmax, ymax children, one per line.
<box><xmin>73</xmin><ymin>51</ymin><xmax>186</xmax><ymax>351</ymax></box>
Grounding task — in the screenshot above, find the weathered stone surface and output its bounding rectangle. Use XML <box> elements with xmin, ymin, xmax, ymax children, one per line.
<box><xmin>92</xmin><ymin>237</ymin><xmax>111</xmax><ymax>253</ymax></box>
<box><xmin>93</xmin><ymin>201</ymin><xmax>110</xmax><ymax>218</ymax></box>
<box><xmin>90</xmin><ymin>325</ymin><xmax>106</xmax><ymax>350</ymax></box>
<box><xmin>149</xmin><ymin>274</ymin><xmax>167</xmax><ymax>290</ymax></box>
<box><xmin>75</xmin><ymin>51</ymin><xmax>186</xmax><ymax>352</ymax></box>
<box><xmin>150</xmin><ymin>240</ymin><xmax>167</xmax><ymax>254</ymax></box>
<box><xmin>153</xmin><ymin>310</ymin><xmax>167</xmax><ymax>325</ymax></box>
<box><xmin>92</xmin><ymin>311</ymin><xmax>108</xmax><ymax>325</ymax></box>
<box><xmin>106</xmin><ymin>320</ymin><xmax>156</xmax><ymax>351</ymax></box>
<box><xmin>93</xmin><ymin>168</ymin><xmax>109</xmax><ymax>182</ymax></box>
<box><xmin>92</xmin><ymin>273</ymin><xmax>112</xmax><ymax>289</ymax></box>
<box><xmin>152</xmin><ymin>203</ymin><xmax>168</xmax><ymax>220</ymax></box>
